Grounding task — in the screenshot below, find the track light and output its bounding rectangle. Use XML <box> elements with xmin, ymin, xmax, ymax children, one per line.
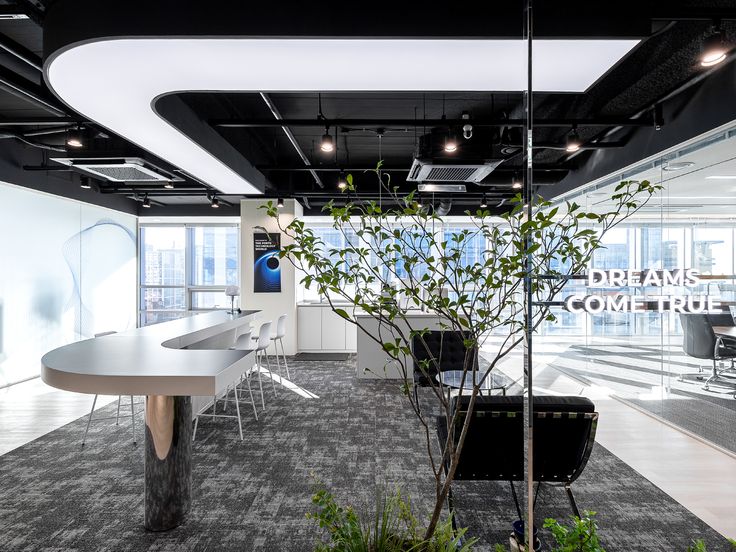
<box><xmin>277</xmin><ymin>197</ymin><xmax>284</xmax><ymax>209</ymax></box>
<box><xmin>512</xmin><ymin>174</ymin><xmax>523</xmax><ymax>190</ymax></box>
<box><xmin>210</xmin><ymin>196</ymin><xmax>220</xmax><ymax>209</ymax></box>
<box><xmin>79</xmin><ymin>176</ymin><xmax>91</xmax><ymax>189</ymax></box>
<box><xmin>163</xmin><ymin>181</ymin><xmax>174</xmax><ymax>189</ymax></box>
<box><xmin>66</xmin><ymin>126</ymin><xmax>84</xmax><ymax>148</ymax></box>
<box><xmin>444</xmin><ymin>132</ymin><xmax>458</xmax><ymax>153</ymax></box>
<box><xmin>565</xmin><ymin>128</ymin><xmax>581</xmax><ymax>153</ymax></box>
<box><xmin>480</xmin><ymin>194</ymin><xmax>488</xmax><ymax>208</ymax></box>
<box><xmin>142</xmin><ymin>195</ymin><xmax>151</xmax><ymax>208</ymax></box>
<box><xmin>337</xmin><ymin>172</ymin><xmax>347</xmax><ymax>190</ymax></box>
<box><xmin>701</xmin><ymin>28</ymin><xmax>728</xmax><ymax>67</ymax></box>
<box><xmin>320</xmin><ymin>127</ymin><xmax>334</xmax><ymax>153</ymax></box>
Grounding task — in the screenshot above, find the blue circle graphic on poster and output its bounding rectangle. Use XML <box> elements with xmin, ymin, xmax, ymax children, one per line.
<box><xmin>253</xmin><ymin>232</ymin><xmax>281</xmax><ymax>293</ymax></box>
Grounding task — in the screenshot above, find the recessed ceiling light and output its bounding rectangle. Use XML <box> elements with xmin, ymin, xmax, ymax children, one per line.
<box><xmin>705</xmin><ymin>175</ymin><xmax>736</xmax><ymax>180</ymax></box>
<box><xmin>663</xmin><ymin>161</ymin><xmax>695</xmax><ymax>172</ymax></box>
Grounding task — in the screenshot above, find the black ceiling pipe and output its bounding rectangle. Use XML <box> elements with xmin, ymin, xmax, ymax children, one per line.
<box><xmin>213</xmin><ymin>117</ymin><xmax>651</xmax><ymax>129</ymax></box>
<box><xmin>0</xmin><ymin>117</ymin><xmax>80</xmax><ymax>126</ymax></box>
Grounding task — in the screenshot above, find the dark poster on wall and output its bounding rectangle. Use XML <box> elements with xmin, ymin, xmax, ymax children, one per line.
<box><xmin>253</xmin><ymin>232</ymin><xmax>281</xmax><ymax>293</ymax></box>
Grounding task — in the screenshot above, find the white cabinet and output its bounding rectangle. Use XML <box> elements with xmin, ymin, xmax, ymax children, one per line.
<box><xmin>297</xmin><ymin>305</ymin><xmax>357</xmax><ymax>352</ymax></box>
<box><xmin>297</xmin><ymin>306</ymin><xmax>322</xmax><ymax>351</ymax></box>
<box><xmin>321</xmin><ymin>308</ymin><xmax>347</xmax><ymax>350</ymax></box>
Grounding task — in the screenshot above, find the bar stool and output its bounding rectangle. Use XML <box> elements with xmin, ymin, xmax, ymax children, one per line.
<box><xmin>252</xmin><ymin>321</ymin><xmax>279</xmax><ymax>398</ymax></box>
<box><xmin>192</xmin><ymin>330</ymin><xmax>261</xmax><ymax>441</ymax></box>
<box><xmin>270</xmin><ymin>314</ymin><xmax>290</xmax><ymax>380</ymax></box>
<box><xmin>81</xmin><ymin>331</ymin><xmax>138</xmax><ymax>446</ymax></box>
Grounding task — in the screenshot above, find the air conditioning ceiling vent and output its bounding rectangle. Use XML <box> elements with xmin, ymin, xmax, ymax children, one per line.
<box><xmin>407</xmin><ymin>158</ymin><xmax>503</xmax><ymax>183</ymax></box>
<box><xmin>50</xmin><ymin>157</ymin><xmax>173</xmax><ymax>182</ymax></box>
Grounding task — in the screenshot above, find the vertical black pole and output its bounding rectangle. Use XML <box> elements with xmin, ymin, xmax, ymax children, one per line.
<box><xmin>523</xmin><ymin>0</ymin><xmax>535</xmax><ymax>549</ymax></box>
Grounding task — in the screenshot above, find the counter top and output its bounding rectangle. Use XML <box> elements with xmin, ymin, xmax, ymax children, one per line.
<box><xmin>41</xmin><ymin>310</ymin><xmax>259</xmax><ymax>396</ymax></box>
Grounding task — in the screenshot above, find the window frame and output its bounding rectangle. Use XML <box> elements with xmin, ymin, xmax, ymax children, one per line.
<box><xmin>138</xmin><ymin>222</ymin><xmax>240</xmax><ymax>326</ymax></box>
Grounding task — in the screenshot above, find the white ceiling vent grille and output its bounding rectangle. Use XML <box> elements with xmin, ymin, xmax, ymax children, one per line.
<box><xmin>50</xmin><ymin>157</ymin><xmax>172</xmax><ymax>182</ymax></box>
<box><xmin>407</xmin><ymin>158</ymin><xmax>503</xmax><ymax>183</ymax></box>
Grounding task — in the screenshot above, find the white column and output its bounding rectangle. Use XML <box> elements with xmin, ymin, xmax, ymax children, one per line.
<box><xmin>240</xmin><ymin>199</ymin><xmax>302</xmax><ymax>355</ymax></box>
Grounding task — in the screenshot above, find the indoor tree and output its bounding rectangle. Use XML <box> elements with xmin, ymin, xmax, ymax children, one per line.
<box><xmin>262</xmin><ymin>164</ymin><xmax>659</xmax><ymax>541</ymax></box>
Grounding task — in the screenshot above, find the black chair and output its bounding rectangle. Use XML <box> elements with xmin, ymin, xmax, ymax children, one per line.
<box><xmin>679</xmin><ymin>312</ymin><xmax>736</xmax><ymax>391</ymax></box>
<box><xmin>437</xmin><ymin>395</ymin><xmax>598</xmax><ymax>523</ymax></box>
<box><xmin>412</xmin><ymin>330</ymin><xmax>479</xmax><ymax>406</ymax></box>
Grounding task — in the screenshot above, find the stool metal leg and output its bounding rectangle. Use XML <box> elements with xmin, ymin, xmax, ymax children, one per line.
<box><xmin>272</xmin><ymin>340</ymin><xmax>283</xmax><ymax>382</ymax></box>
<box><xmin>82</xmin><ymin>394</ymin><xmax>99</xmax><ymax>446</ymax></box>
<box><xmin>130</xmin><ymin>395</ymin><xmax>137</xmax><ymax>445</ymax></box>
<box><xmin>264</xmin><ymin>351</ymin><xmax>277</xmax><ymax>396</ymax></box>
<box><xmin>116</xmin><ymin>396</ymin><xmax>122</xmax><ymax>425</ymax></box>
<box><xmin>256</xmin><ymin>353</ymin><xmax>266</xmax><ymax>410</ymax></box>
<box><xmin>279</xmin><ymin>338</ymin><xmax>290</xmax><ymax>379</ymax></box>
<box><xmin>233</xmin><ymin>385</ymin><xmax>243</xmax><ymax>440</ymax></box>
<box><xmin>243</xmin><ymin>371</ymin><xmax>258</xmax><ymax>420</ymax></box>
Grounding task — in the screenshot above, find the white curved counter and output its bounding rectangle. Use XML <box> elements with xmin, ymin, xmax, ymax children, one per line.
<box><xmin>41</xmin><ymin>310</ymin><xmax>259</xmax><ymax>396</ymax></box>
<box><xmin>40</xmin><ymin>309</ymin><xmax>260</xmax><ymax>532</ymax></box>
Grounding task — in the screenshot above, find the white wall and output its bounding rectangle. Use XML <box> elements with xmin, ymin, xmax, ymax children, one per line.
<box><xmin>240</xmin><ymin>199</ymin><xmax>302</xmax><ymax>355</ymax></box>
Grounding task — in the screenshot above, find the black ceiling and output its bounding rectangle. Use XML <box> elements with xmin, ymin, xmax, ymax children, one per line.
<box><xmin>0</xmin><ymin>0</ymin><xmax>734</xmax><ymax>215</ymax></box>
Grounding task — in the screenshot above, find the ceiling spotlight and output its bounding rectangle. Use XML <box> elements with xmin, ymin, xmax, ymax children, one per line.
<box><xmin>79</xmin><ymin>176</ymin><xmax>91</xmax><ymax>189</ymax></box>
<box><xmin>320</xmin><ymin>128</ymin><xmax>334</xmax><ymax>153</ymax></box>
<box><xmin>142</xmin><ymin>195</ymin><xmax>151</xmax><ymax>208</ymax></box>
<box><xmin>66</xmin><ymin>126</ymin><xmax>84</xmax><ymax>148</ymax></box>
<box><xmin>512</xmin><ymin>174</ymin><xmax>523</xmax><ymax>190</ymax></box>
<box><xmin>701</xmin><ymin>28</ymin><xmax>728</xmax><ymax>67</ymax></box>
<box><xmin>163</xmin><ymin>181</ymin><xmax>174</xmax><ymax>189</ymax></box>
<box><xmin>480</xmin><ymin>195</ymin><xmax>488</xmax><ymax>208</ymax></box>
<box><xmin>210</xmin><ymin>196</ymin><xmax>220</xmax><ymax>209</ymax></box>
<box><xmin>444</xmin><ymin>133</ymin><xmax>458</xmax><ymax>153</ymax></box>
<box><xmin>277</xmin><ymin>197</ymin><xmax>284</xmax><ymax>209</ymax></box>
<box><xmin>337</xmin><ymin>172</ymin><xmax>347</xmax><ymax>190</ymax></box>
<box><xmin>565</xmin><ymin>128</ymin><xmax>581</xmax><ymax>153</ymax></box>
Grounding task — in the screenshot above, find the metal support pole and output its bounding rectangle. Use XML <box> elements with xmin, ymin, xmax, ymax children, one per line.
<box><xmin>523</xmin><ymin>0</ymin><xmax>535</xmax><ymax>550</ymax></box>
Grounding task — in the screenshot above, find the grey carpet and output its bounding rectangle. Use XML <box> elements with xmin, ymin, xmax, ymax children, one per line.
<box><xmin>0</xmin><ymin>358</ymin><xmax>731</xmax><ymax>551</ymax></box>
<box><xmin>293</xmin><ymin>352</ymin><xmax>351</xmax><ymax>361</ymax></box>
<box><xmin>547</xmin><ymin>344</ymin><xmax>736</xmax><ymax>453</ymax></box>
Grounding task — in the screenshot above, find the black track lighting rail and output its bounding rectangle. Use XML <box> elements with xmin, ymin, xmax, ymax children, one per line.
<box><xmin>213</xmin><ymin>117</ymin><xmax>651</xmax><ymax>129</ymax></box>
<box><xmin>255</xmin><ymin>165</ymin><xmax>569</xmax><ymax>173</ymax></box>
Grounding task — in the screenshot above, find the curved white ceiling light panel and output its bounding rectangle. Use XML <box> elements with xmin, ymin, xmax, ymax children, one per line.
<box><xmin>45</xmin><ymin>38</ymin><xmax>638</xmax><ymax>195</ymax></box>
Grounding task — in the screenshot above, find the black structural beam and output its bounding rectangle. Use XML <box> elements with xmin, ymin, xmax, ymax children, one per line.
<box><xmin>256</xmin><ymin>165</ymin><xmax>570</xmax><ymax>173</ymax></box>
<box><xmin>212</xmin><ymin>118</ymin><xmax>651</xmax><ymax>129</ymax></box>
<box><xmin>0</xmin><ymin>117</ymin><xmax>79</xmax><ymax>125</ymax></box>
<box><xmin>0</xmin><ymin>65</ymin><xmax>66</xmax><ymax>116</ymax></box>
<box><xmin>0</xmin><ymin>32</ymin><xmax>42</xmax><ymax>72</ymax></box>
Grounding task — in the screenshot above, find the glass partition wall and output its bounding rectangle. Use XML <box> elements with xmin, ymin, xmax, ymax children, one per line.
<box><xmin>542</xmin><ymin>122</ymin><xmax>736</xmax><ymax>454</ymax></box>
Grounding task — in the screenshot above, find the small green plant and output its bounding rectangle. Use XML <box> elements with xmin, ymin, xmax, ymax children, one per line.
<box><xmin>687</xmin><ymin>540</ymin><xmax>707</xmax><ymax>552</ymax></box>
<box><xmin>307</xmin><ymin>482</ymin><xmax>477</xmax><ymax>551</ymax></box>
<box><xmin>687</xmin><ymin>538</ymin><xmax>736</xmax><ymax>551</ymax></box>
<box><xmin>543</xmin><ymin>511</ymin><xmax>605</xmax><ymax>552</ymax></box>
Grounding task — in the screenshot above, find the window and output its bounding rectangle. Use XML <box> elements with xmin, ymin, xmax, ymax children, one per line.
<box><xmin>139</xmin><ymin>224</ymin><xmax>239</xmax><ymax>326</ymax></box>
